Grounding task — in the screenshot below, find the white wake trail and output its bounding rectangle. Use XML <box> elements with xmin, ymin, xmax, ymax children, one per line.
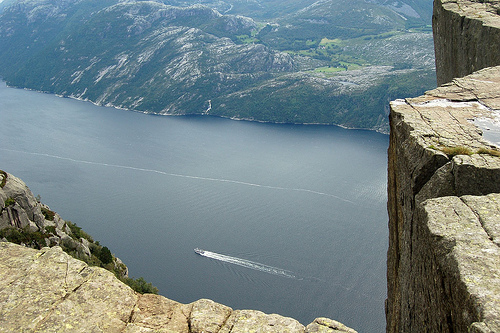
<box><xmin>0</xmin><ymin>148</ymin><xmax>355</xmax><ymax>203</ymax></box>
<box><xmin>195</xmin><ymin>249</ymin><xmax>296</xmax><ymax>279</ymax></box>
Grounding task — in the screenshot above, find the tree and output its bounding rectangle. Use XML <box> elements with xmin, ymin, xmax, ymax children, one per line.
<box><xmin>98</xmin><ymin>246</ymin><xmax>113</xmax><ymax>265</ymax></box>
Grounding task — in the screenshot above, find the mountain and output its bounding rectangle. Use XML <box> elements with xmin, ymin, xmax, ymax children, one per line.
<box><xmin>160</xmin><ymin>0</ymin><xmax>433</xmax><ymax>23</ymax></box>
<box><xmin>0</xmin><ymin>0</ymin><xmax>436</xmax><ymax>132</ymax></box>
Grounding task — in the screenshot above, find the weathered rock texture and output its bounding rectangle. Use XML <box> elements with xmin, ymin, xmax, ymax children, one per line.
<box><xmin>433</xmin><ymin>0</ymin><xmax>500</xmax><ymax>85</ymax></box>
<box><xmin>387</xmin><ymin>20</ymin><xmax>500</xmax><ymax>333</ymax></box>
<box><xmin>0</xmin><ymin>242</ymin><xmax>356</xmax><ymax>333</ymax></box>
<box><xmin>0</xmin><ymin>169</ymin><xmax>357</xmax><ymax>332</ymax></box>
<box><xmin>0</xmin><ymin>170</ymin><xmax>128</xmax><ymax>277</ymax></box>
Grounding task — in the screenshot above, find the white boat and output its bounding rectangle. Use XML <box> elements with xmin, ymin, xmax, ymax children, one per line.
<box><xmin>194</xmin><ymin>248</ymin><xmax>205</xmax><ymax>255</ymax></box>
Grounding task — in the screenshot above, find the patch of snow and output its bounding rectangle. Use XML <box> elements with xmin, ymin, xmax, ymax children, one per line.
<box><xmin>391</xmin><ymin>99</ymin><xmax>407</xmax><ymax>106</ymax></box>
<box><xmin>415</xmin><ymin>99</ymin><xmax>489</xmax><ymax>110</ymax></box>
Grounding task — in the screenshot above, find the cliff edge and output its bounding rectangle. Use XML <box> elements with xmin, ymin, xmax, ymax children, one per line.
<box><xmin>0</xmin><ymin>171</ymin><xmax>356</xmax><ymax>333</ymax></box>
<box><xmin>0</xmin><ymin>242</ymin><xmax>356</xmax><ymax>333</ymax></box>
<box><xmin>387</xmin><ymin>0</ymin><xmax>500</xmax><ymax>332</ymax></box>
<box><xmin>433</xmin><ymin>0</ymin><xmax>500</xmax><ymax>85</ymax></box>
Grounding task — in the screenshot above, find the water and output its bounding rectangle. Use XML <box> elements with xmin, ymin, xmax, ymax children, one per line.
<box><xmin>194</xmin><ymin>248</ymin><xmax>297</xmax><ymax>279</ymax></box>
<box><xmin>0</xmin><ymin>81</ymin><xmax>389</xmax><ymax>332</ymax></box>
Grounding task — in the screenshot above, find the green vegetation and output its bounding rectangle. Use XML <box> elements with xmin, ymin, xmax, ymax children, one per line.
<box><xmin>0</xmin><ymin>226</ymin><xmax>49</xmax><ymax>249</ymax></box>
<box><xmin>45</xmin><ymin>225</ymin><xmax>56</xmax><ymax>235</ymax></box>
<box><xmin>121</xmin><ymin>277</ymin><xmax>159</xmax><ymax>294</ymax></box>
<box><xmin>4</xmin><ymin>197</ymin><xmax>16</xmax><ymax>207</ymax></box>
<box><xmin>41</xmin><ymin>207</ymin><xmax>55</xmax><ymax>221</ymax></box>
<box><xmin>214</xmin><ymin>68</ymin><xmax>436</xmax><ymax>131</ymax></box>
<box><xmin>96</xmin><ymin>246</ymin><xmax>113</xmax><ymax>265</ymax></box>
<box><xmin>66</xmin><ymin>220</ymin><xmax>94</xmax><ymax>243</ymax></box>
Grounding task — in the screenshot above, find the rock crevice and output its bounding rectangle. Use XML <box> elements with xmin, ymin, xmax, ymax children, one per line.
<box><xmin>387</xmin><ymin>1</ymin><xmax>500</xmax><ymax>331</ymax></box>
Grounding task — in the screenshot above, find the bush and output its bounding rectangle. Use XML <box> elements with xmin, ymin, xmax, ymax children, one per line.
<box><xmin>97</xmin><ymin>246</ymin><xmax>113</xmax><ymax>265</ymax></box>
<box><xmin>66</xmin><ymin>221</ymin><xmax>94</xmax><ymax>243</ymax></box>
<box><xmin>41</xmin><ymin>207</ymin><xmax>55</xmax><ymax>221</ymax></box>
<box><xmin>0</xmin><ymin>227</ymin><xmax>48</xmax><ymax>249</ymax></box>
<box><xmin>121</xmin><ymin>277</ymin><xmax>159</xmax><ymax>294</ymax></box>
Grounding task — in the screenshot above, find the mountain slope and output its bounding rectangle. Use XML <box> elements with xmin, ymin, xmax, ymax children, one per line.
<box><xmin>0</xmin><ymin>0</ymin><xmax>436</xmax><ymax>132</ymax></box>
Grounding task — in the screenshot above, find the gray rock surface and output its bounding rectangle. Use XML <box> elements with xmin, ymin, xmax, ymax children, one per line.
<box><xmin>0</xmin><ymin>170</ymin><xmax>357</xmax><ymax>332</ymax></box>
<box><xmin>0</xmin><ymin>172</ymin><xmax>44</xmax><ymax>228</ymax></box>
<box><xmin>0</xmin><ymin>242</ymin><xmax>357</xmax><ymax>333</ymax></box>
<box><xmin>0</xmin><ymin>172</ymin><xmax>79</xmax><ymax>243</ymax></box>
<box><xmin>387</xmin><ymin>4</ymin><xmax>500</xmax><ymax>328</ymax></box>
<box><xmin>433</xmin><ymin>0</ymin><xmax>500</xmax><ymax>85</ymax></box>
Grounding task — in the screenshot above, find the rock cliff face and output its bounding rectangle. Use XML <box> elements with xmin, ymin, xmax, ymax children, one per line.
<box><xmin>0</xmin><ymin>170</ymin><xmax>128</xmax><ymax>278</ymax></box>
<box><xmin>387</xmin><ymin>0</ymin><xmax>500</xmax><ymax>332</ymax></box>
<box><xmin>433</xmin><ymin>0</ymin><xmax>500</xmax><ymax>85</ymax></box>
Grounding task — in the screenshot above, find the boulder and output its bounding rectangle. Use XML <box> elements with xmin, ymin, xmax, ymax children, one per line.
<box><xmin>306</xmin><ymin>318</ymin><xmax>358</xmax><ymax>333</ymax></box>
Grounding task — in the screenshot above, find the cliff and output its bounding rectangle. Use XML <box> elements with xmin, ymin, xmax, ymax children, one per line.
<box><xmin>0</xmin><ymin>170</ymin><xmax>128</xmax><ymax>279</ymax></box>
<box><xmin>0</xmin><ymin>170</ymin><xmax>356</xmax><ymax>332</ymax></box>
<box><xmin>387</xmin><ymin>0</ymin><xmax>500</xmax><ymax>332</ymax></box>
<box><xmin>433</xmin><ymin>0</ymin><xmax>500</xmax><ymax>85</ymax></box>
<box><xmin>0</xmin><ymin>242</ymin><xmax>358</xmax><ymax>333</ymax></box>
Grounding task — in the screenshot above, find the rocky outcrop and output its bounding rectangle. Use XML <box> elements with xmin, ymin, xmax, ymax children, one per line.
<box><xmin>1</xmin><ymin>171</ymin><xmax>71</xmax><ymax>239</ymax></box>
<box><xmin>0</xmin><ymin>170</ymin><xmax>129</xmax><ymax>277</ymax></box>
<box><xmin>387</xmin><ymin>3</ymin><xmax>500</xmax><ymax>329</ymax></box>
<box><xmin>0</xmin><ymin>242</ymin><xmax>356</xmax><ymax>332</ymax></box>
<box><xmin>433</xmin><ymin>0</ymin><xmax>500</xmax><ymax>85</ymax></box>
<box><xmin>0</xmin><ymin>169</ymin><xmax>356</xmax><ymax>332</ymax></box>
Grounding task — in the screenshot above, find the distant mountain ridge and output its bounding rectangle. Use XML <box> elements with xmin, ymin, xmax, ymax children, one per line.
<box><xmin>0</xmin><ymin>0</ymin><xmax>435</xmax><ymax>132</ymax></box>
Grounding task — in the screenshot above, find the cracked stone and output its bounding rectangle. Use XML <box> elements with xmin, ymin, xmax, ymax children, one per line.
<box><xmin>0</xmin><ymin>242</ymin><xmax>356</xmax><ymax>333</ymax></box>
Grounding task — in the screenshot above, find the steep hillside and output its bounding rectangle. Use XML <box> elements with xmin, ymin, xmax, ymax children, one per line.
<box><xmin>0</xmin><ymin>0</ymin><xmax>436</xmax><ymax>131</ymax></box>
<box><xmin>161</xmin><ymin>0</ymin><xmax>433</xmax><ymax>23</ymax></box>
<box><xmin>387</xmin><ymin>0</ymin><xmax>500</xmax><ymax>331</ymax></box>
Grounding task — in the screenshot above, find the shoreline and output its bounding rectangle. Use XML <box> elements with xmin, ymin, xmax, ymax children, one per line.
<box><xmin>1</xmin><ymin>80</ymin><xmax>389</xmax><ymax>135</ymax></box>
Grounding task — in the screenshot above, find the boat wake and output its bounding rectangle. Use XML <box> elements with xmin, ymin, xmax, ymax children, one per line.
<box><xmin>194</xmin><ymin>248</ymin><xmax>297</xmax><ymax>279</ymax></box>
<box><xmin>0</xmin><ymin>148</ymin><xmax>355</xmax><ymax>203</ymax></box>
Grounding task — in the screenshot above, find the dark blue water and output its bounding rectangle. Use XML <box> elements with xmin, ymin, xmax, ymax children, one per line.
<box><xmin>0</xmin><ymin>81</ymin><xmax>388</xmax><ymax>332</ymax></box>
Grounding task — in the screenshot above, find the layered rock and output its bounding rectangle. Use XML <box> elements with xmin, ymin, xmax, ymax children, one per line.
<box><xmin>433</xmin><ymin>0</ymin><xmax>500</xmax><ymax>85</ymax></box>
<box><xmin>0</xmin><ymin>242</ymin><xmax>356</xmax><ymax>333</ymax></box>
<box><xmin>387</xmin><ymin>51</ymin><xmax>500</xmax><ymax>333</ymax></box>
<box><xmin>0</xmin><ymin>170</ymin><xmax>132</xmax><ymax>279</ymax></box>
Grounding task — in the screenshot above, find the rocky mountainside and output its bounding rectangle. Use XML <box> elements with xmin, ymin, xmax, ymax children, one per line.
<box><xmin>0</xmin><ymin>169</ymin><xmax>135</xmax><ymax>287</ymax></box>
<box><xmin>161</xmin><ymin>0</ymin><xmax>433</xmax><ymax>23</ymax></box>
<box><xmin>0</xmin><ymin>0</ymin><xmax>436</xmax><ymax>131</ymax></box>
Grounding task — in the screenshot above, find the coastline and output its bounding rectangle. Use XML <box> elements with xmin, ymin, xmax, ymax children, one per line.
<box><xmin>1</xmin><ymin>80</ymin><xmax>390</xmax><ymax>135</ymax></box>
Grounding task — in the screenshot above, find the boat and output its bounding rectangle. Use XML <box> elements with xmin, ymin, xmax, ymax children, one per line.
<box><xmin>194</xmin><ymin>248</ymin><xmax>205</xmax><ymax>255</ymax></box>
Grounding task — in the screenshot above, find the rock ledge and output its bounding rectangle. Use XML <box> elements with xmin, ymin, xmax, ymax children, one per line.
<box><xmin>0</xmin><ymin>242</ymin><xmax>356</xmax><ymax>333</ymax></box>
